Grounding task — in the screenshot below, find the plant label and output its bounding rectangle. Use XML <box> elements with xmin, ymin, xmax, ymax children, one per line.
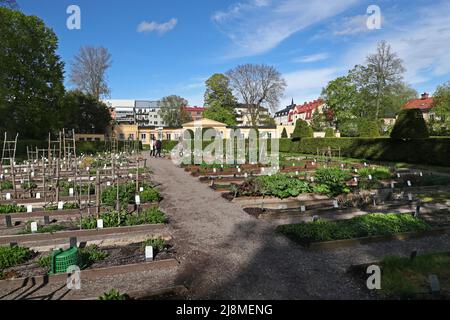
<box><xmin>368</xmin><ymin>175</ymin><xmax>373</xmax><ymax>180</ymax></box>
<box><xmin>24</xmin><ymin>168</ymin><xmax>27</xmax><ymax>173</ymax></box>
<box><xmin>310</xmin><ymin>177</ymin><xmax>315</xmax><ymax>183</ymax></box>
<box><xmin>237</xmin><ymin>168</ymin><xmax>241</xmax><ymax>173</ymax></box>
<box><xmin>407</xmin><ymin>180</ymin><xmax>412</xmax><ymax>187</ymax></box>
<box><xmin>27</xmin><ymin>205</ymin><xmax>32</xmax><ymax>213</ymax></box>
<box><xmin>145</xmin><ymin>246</ymin><xmax>154</xmax><ymax>261</ymax></box>
<box><xmin>333</xmin><ymin>200</ymin><xmax>339</xmax><ymax>208</ymax></box>
<box><xmin>213</xmin><ymin>168</ymin><xmax>217</xmax><ymax>173</ymax></box>
<box><xmin>129</xmin><ymin>174</ymin><xmax>133</xmax><ymax>178</ymax></box>
<box><xmin>0</xmin><ymin>174</ymin><xmax>3</xmax><ymax>179</ymax></box>
<box><xmin>107</xmin><ymin>181</ymin><xmax>111</xmax><ymax>186</ymax></box>
<box><xmin>90</xmin><ymin>177</ymin><xmax>95</xmax><ymax>181</ymax></box>
<box><xmin>261</xmin><ymin>168</ymin><xmax>265</xmax><ymax>173</ymax></box>
<box><xmin>419</xmin><ymin>172</ymin><xmax>423</xmax><ymax>177</ymax></box>
<box><xmin>244</xmin><ymin>173</ymin><xmax>248</xmax><ymax>178</ymax></box>
<box><xmin>354</xmin><ymin>177</ymin><xmax>358</xmax><ymax>183</ymax></box>
<box><xmin>364</xmin><ymin>162</ymin><xmax>368</xmax><ymax>167</ymax></box>
<box><xmin>341</xmin><ymin>164</ymin><xmax>344</xmax><ymax>169</ymax></box>
<box><xmin>397</xmin><ymin>173</ymin><xmax>401</xmax><ymax>178</ymax></box>
<box><xmin>139</xmin><ymin>187</ymin><xmax>144</xmax><ymax>192</ymax></box>
<box><xmin>86</xmin><ymin>167</ymin><xmax>90</xmax><ymax>172</ymax></box>
<box><xmin>354</xmin><ymin>169</ymin><xmax>358</xmax><ymax>173</ymax></box>
<box><xmin>31</xmin><ymin>171</ymin><xmax>35</xmax><ymax>178</ymax></box>
<box><xmin>69</xmin><ymin>188</ymin><xmax>74</xmax><ymax>196</ymax></box>
<box><xmin>4</xmin><ymin>169</ymin><xmax>8</xmax><ymax>174</ymax></box>
<box><xmin>300</xmin><ymin>206</ymin><xmax>306</xmax><ymax>212</ymax></box>
<box><xmin>6</xmin><ymin>193</ymin><xmax>11</xmax><ymax>200</ymax></box>
<box><xmin>391</xmin><ymin>182</ymin><xmax>395</xmax><ymax>189</ymax></box>
<box><xmin>58</xmin><ymin>202</ymin><xmax>64</xmax><ymax>210</ymax></box>
<box><xmin>97</xmin><ymin>219</ymin><xmax>104</xmax><ymax>229</ymax></box>
<box><xmin>31</xmin><ymin>222</ymin><xmax>38</xmax><ymax>233</ymax></box>
<box><xmin>408</xmin><ymin>193</ymin><xmax>413</xmax><ymax>201</ymax></box>
<box><xmin>36</xmin><ymin>193</ymin><xmax>41</xmax><ymax>199</ymax></box>
<box><xmin>135</xmin><ymin>195</ymin><xmax>141</xmax><ymax>205</ymax></box>
<box><xmin>295</xmin><ymin>171</ymin><xmax>299</xmax><ymax>176</ymax></box>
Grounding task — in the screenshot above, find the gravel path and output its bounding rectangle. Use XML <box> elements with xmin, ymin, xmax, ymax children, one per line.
<box><xmin>148</xmin><ymin>156</ymin><xmax>450</xmax><ymax>300</ymax></box>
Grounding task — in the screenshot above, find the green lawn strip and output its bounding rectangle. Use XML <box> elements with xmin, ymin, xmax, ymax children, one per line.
<box><xmin>276</xmin><ymin>213</ymin><xmax>432</xmax><ymax>245</ymax></box>
<box><xmin>379</xmin><ymin>252</ymin><xmax>450</xmax><ymax>299</ymax></box>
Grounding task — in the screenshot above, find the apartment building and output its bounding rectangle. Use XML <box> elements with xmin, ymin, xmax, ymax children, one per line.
<box><xmin>235</xmin><ymin>104</ymin><xmax>272</xmax><ymax>127</ymax></box>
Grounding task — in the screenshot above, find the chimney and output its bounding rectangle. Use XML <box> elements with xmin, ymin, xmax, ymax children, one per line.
<box><xmin>421</xmin><ymin>92</ymin><xmax>429</xmax><ymax>100</ymax></box>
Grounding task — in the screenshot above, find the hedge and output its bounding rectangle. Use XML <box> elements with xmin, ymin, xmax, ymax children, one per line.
<box><xmin>277</xmin><ymin>138</ymin><xmax>450</xmax><ymax>166</ymax></box>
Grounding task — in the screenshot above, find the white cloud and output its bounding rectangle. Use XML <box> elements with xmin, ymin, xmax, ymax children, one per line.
<box><xmin>137</xmin><ymin>18</ymin><xmax>178</xmax><ymax>35</ymax></box>
<box><xmin>212</xmin><ymin>0</ymin><xmax>358</xmax><ymax>58</ymax></box>
<box><xmin>333</xmin><ymin>15</ymin><xmax>370</xmax><ymax>36</ymax></box>
<box><xmin>293</xmin><ymin>53</ymin><xmax>330</xmax><ymax>63</ymax></box>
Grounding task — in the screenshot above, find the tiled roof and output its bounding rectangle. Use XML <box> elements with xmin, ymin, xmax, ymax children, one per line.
<box><xmin>403</xmin><ymin>97</ymin><xmax>434</xmax><ymax>110</ymax></box>
<box><xmin>288</xmin><ymin>99</ymin><xmax>324</xmax><ymax>121</ymax></box>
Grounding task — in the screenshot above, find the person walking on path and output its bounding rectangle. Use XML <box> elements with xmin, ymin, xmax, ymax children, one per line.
<box><xmin>150</xmin><ymin>137</ymin><xmax>156</xmax><ymax>157</ymax></box>
<box><xmin>156</xmin><ymin>139</ymin><xmax>162</xmax><ymax>158</ymax></box>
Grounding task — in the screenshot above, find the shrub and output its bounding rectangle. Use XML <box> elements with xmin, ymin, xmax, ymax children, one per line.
<box><xmin>0</xmin><ymin>204</ymin><xmax>27</xmax><ymax>214</ymax></box>
<box><xmin>277</xmin><ymin>213</ymin><xmax>431</xmax><ymax>244</ymax></box>
<box><xmin>281</xmin><ymin>128</ymin><xmax>288</xmax><ymax>138</ymax></box>
<box><xmin>0</xmin><ymin>246</ymin><xmax>33</xmax><ymax>271</ymax></box>
<box><xmin>324</xmin><ymin>128</ymin><xmax>335</xmax><ymax>138</ymax></box>
<box><xmin>391</xmin><ymin>109</ymin><xmax>429</xmax><ymax>139</ymax></box>
<box><xmin>314</xmin><ymin>168</ymin><xmax>351</xmax><ymax>196</ymax></box>
<box><xmin>292</xmin><ymin>120</ymin><xmax>313</xmax><ymax>141</ymax></box>
<box><xmin>101</xmin><ymin>182</ymin><xmax>153</xmax><ymax>206</ymax></box>
<box><xmin>45</xmin><ymin>202</ymin><xmax>79</xmax><ymax>211</ymax></box>
<box><xmin>358</xmin><ymin>120</ymin><xmax>380</xmax><ymax>137</ymax></box>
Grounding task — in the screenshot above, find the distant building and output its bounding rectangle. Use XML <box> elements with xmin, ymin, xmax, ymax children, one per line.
<box><xmin>288</xmin><ymin>99</ymin><xmax>326</xmax><ymax>125</ymax></box>
<box><xmin>104</xmin><ymin>99</ymin><xmax>168</xmax><ymax>127</ymax></box>
<box><xmin>274</xmin><ymin>99</ymin><xmax>296</xmax><ymax>126</ymax></box>
<box><xmin>235</xmin><ymin>104</ymin><xmax>272</xmax><ymax>127</ymax></box>
<box><xmin>182</xmin><ymin>106</ymin><xmax>205</xmax><ymax>121</ymax></box>
<box><xmin>402</xmin><ymin>92</ymin><xmax>436</xmax><ymax>121</ymax></box>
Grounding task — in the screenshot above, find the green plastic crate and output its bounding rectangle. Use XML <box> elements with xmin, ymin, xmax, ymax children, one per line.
<box><xmin>50</xmin><ymin>247</ymin><xmax>84</xmax><ymax>274</ymax></box>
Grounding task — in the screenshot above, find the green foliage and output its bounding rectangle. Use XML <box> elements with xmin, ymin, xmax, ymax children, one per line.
<box><xmin>0</xmin><ymin>7</ymin><xmax>65</xmax><ymax>139</ymax></box>
<box><xmin>0</xmin><ymin>204</ymin><xmax>26</xmax><ymax>214</ymax></box>
<box><xmin>142</xmin><ymin>237</ymin><xmax>166</xmax><ymax>252</ymax></box>
<box><xmin>0</xmin><ymin>246</ymin><xmax>32</xmax><ymax>271</ymax></box>
<box><xmin>432</xmin><ymin>82</ymin><xmax>450</xmax><ymax>123</ymax></box>
<box><xmin>124</xmin><ymin>207</ymin><xmax>167</xmax><ymax>226</ymax></box>
<box><xmin>203</xmin><ymin>74</ymin><xmax>238</xmax><ymax>127</ymax></box>
<box><xmin>37</xmin><ymin>254</ymin><xmax>51</xmax><ymax>268</ymax></box>
<box><xmin>101</xmin><ymin>182</ymin><xmax>155</xmax><ymax>206</ymax></box>
<box><xmin>21</xmin><ymin>181</ymin><xmax>37</xmax><ymax>190</ymax></box>
<box><xmin>310</xmin><ymin>108</ymin><xmax>326</xmax><ymax>131</ymax></box>
<box><xmin>79</xmin><ymin>245</ymin><xmax>108</xmax><ymax>265</ymax></box>
<box><xmin>98</xmin><ymin>289</ymin><xmax>130</xmax><ymax>300</ymax></box>
<box><xmin>238</xmin><ymin>174</ymin><xmax>311</xmax><ymax>199</ymax></box>
<box><xmin>324</xmin><ymin>128</ymin><xmax>335</xmax><ymax>138</ymax></box>
<box><xmin>292</xmin><ymin>120</ymin><xmax>313</xmax><ymax>140</ymax></box>
<box><xmin>139</xmin><ymin>188</ymin><xmax>161</xmax><ymax>203</ymax></box>
<box><xmin>22</xmin><ymin>222</ymin><xmax>64</xmax><ymax>234</ymax></box>
<box><xmin>277</xmin><ymin>213</ymin><xmax>431</xmax><ymax>244</ymax></box>
<box><xmin>358</xmin><ymin>119</ymin><xmax>380</xmax><ymax>137</ymax></box>
<box><xmin>0</xmin><ymin>180</ymin><xmax>13</xmax><ymax>190</ymax></box>
<box><xmin>80</xmin><ymin>208</ymin><xmax>166</xmax><ymax>229</ymax></box>
<box><xmin>314</xmin><ymin>168</ymin><xmax>351</xmax><ymax>196</ymax></box>
<box><xmin>391</xmin><ymin>109</ymin><xmax>429</xmax><ymax>139</ymax></box>
<box><xmin>44</xmin><ymin>202</ymin><xmax>79</xmax><ymax>211</ymax></box>
<box><xmin>281</xmin><ymin>128</ymin><xmax>288</xmax><ymax>138</ymax></box>
<box><xmin>158</xmin><ymin>95</ymin><xmax>191</xmax><ymax>127</ymax></box>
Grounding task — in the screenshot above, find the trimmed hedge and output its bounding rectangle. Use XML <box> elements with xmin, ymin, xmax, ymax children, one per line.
<box><xmin>391</xmin><ymin>109</ymin><xmax>429</xmax><ymax>139</ymax></box>
<box><xmin>277</xmin><ymin>138</ymin><xmax>450</xmax><ymax>166</ymax></box>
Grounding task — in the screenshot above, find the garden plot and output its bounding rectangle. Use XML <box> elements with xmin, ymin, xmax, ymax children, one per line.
<box><xmin>348</xmin><ymin>251</ymin><xmax>450</xmax><ymax>299</ymax></box>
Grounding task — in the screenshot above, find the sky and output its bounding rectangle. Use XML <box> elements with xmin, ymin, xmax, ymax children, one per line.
<box><xmin>16</xmin><ymin>0</ymin><xmax>450</xmax><ymax>111</ymax></box>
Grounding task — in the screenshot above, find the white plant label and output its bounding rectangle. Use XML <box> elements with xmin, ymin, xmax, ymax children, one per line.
<box><xmin>213</xmin><ymin>168</ymin><xmax>217</xmax><ymax>173</ymax></box>
<box><xmin>140</xmin><ymin>187</ymin><xmax>144</xmax><ymax>192</ymax></box>
<box><xmin>6</xmin><ymin>193</ymin><xmax>11</xmax><ymax>200</ymax></box>
<box><xmin>300</xmin><ymin>206</ymin><xmax>306</xmax><ymax>212</ymax></box>
<box><xmin>391</xmin><ymin>182</ymin><xmax>395</xmax><ymax>189</ymax></box>
<box><xmin>69</xmin><ymin>188</ymin><xmax>74</xmax><ymax>196</ymax></box>
<box><xmin>97</xmin><ymin>219</ymin><xmax>104</xmax><ymax>229</ymax></box>
<box><xmin>86</xmin><ymin>167</ymin><xmax>89</xmax><ymax>172</ymax></box>
<box><xmin>333</xmin><ymin>200</ymin><xmax>339</xmax><ymax>208</ymax></box>
<box><xmin>420</xmin><ymin>172</ymin><xmax>423</xmax><ymax>177</ymax></box>
<box><xmin>107</xmin><ymin>181</ymin><xmax>111</xmax><ymax>186</ymax></box>
<box><xmin>407</xmin><ymin>180</ymin><xmax>412</xmax><ymax>187</ymax></box>
<box><xmin>4</xmin><ymin>170</ymin><xmax>8</xmax><ymax>174</ymax></box>
<box><xmin>90</xmin><ymin>177</ymin><xmax>95</xmax><ymax>181</ymax></box>
<box><xmin>364</xmin><ymin>162</ymin><xmax>367</xmax><ymax>167</ymax></box>
<box><xmin>135</xmin><ymin>195</ymin><xmax>141</xmax><ymax>205</ymax></box>
<box><xmin>27</xmin><ymin>205</ymin><xmax>33</xmax><ymax>213</ymax></box>
<box><xmin>354</xmin><ymin>169</ymin><xmax>358</xmax><ymax>173</ymax></box>
<box><xmin>397</xmin><ymin>173</ymin><xmax>401</xmax><ymax>178</ymax></box>
<box><xmin>295</xmin><ymin>171</ymin><xmax>299</xmax><ymax>176</ymax></box>
<box><xmin>36</xmin><ymin>192</ymin><xmax>41</xmax><ymax>199</ymax></box>
<box><xmin>58</xmin><ymin>202</ymin><xmax>64</xmax><ymax>210</ymax></box>
<box><xmin>145</xmin><ymin>246</ymin><xmax>154</xmax><ymax>261</ymax></box>
<box><xmin>408</xmin><ymin>193</ymin><xmax>413</xmax><ymax>201</ymax></box>
<box><xmin>31</xmin><ymin>172</ymin><xmax>35</xmax><ymax>178</ymax></box>
<box><xmin>31</xmin><ymin>222</ymin><xmax>38</xmax><ymax>233</ymax></box>
<box><xmin>368</xmin><ymin>175</ymin><xmax>373</xmax><ymax>180</ymax></box>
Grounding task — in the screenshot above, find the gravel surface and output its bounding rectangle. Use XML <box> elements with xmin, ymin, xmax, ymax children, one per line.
<box><xmin>148</xmin><ymin>156</ymin><xmax>450</xmax><ymax>300</ymax></box>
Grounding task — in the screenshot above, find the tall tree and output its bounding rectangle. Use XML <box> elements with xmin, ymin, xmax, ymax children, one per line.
<box><xmin>0</xmin><ymin>7</ymin><xmax>65</xmax><ymax>139</ymax></box>
<box><xmin>226</xmin><ymin>64</ymin><xmax>286</xmax><ymax>128</ymax></box>
<box><xmin>60</xmin><ymin>91</ymin><xmax>112</xmax><ymax>134</ymax></box>
<box><xmin>70</xmin><ymin>46</ymin><xmax>112</xmax><ymax>100</ymax></box>
<box><xmin>158</xmin><ymin>95</ymin><xmax>192</xmax><ymax>127</ymax></box>
<box><xmin>203</xmin><ymin>73</ymin><xmax>237</xmax><ymax>126</ymax></box>
<box><xmin>310</xmin><ymin>108</ymin><xmax>326</xmax><ymax>131</ymax></box>
<box><xmin>0</xmin><ymin>0</ymin><xmax>19</xmax><ymax>10</ymax></box>
<box><xmin>363</xmin><ymin>41</ymin><xmax>406</xmax><ymax>119</ymax></box>
<box><xmin>432</xmin><ymin>81</ymin><xmax>450</xmax><ymax>123</ymax></box>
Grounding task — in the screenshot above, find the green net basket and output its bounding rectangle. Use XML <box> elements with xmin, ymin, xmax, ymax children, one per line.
<box><xmin>50</xmin><ymin>247</ymin><xmax>84</xmax><ymax>274</ymax></box>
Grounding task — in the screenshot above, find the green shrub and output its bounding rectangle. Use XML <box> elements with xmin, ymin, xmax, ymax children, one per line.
<box><xmin>277</xmin><ymin>213</ymin><xmax>431</xmax><ymax>244</ymax></box>
<box><xmin>0</xmin><ymin>204</ymin><xmax>27</xmax><ymax>214</ymax></box>
<box><xmin>391</xmin><ymin>109</ymin><xmax>429</xmax><ymax>139</ymax></box>
<box><xmin>281</xmin><ymin>128</ymin><xmax>288</xmax><ymax>138</ymax></box>
<box><xmin>292</xmin><ymin>120</ymin><xmax>313</xmax><ymax>141</ymax></box>
<box><xmin>324</xmin><ymin>128</ymin><xmax>335</xmax><ymax>138</ymax></box>
<box><xmin>125</xmin><ymin>207</ymin><xmax>167</xmax><ymax>226</ymax></box>
<box><xmin>45</xmin><ymin>202</ymin><xmax>79</xmax><ymax>211</ymax></box>
<box><xmin>314</xmin><ymin>168</ymin><xmax>351</xmax><ymax>196</ymax></box>
<box><xmin>22</xmin><ymin>223</ymin><xmax>65</xmax><ymax>234</ymax></box>
<box><xmin>0</xmin><ymin>181</ymin><xmax>13</xmax><ymax>190</ymax></box>
<box><xmin>0</xmin><ymin>246</ymin><xmax>33</xmax><ymax>271</ymax></box>
<box><xmin>81</xmin><ymin>208</ymin><xmax>166</xmax><ymax>229</ymax></box>
<box><xmin>139</xmin><ymin>188</ymin><xmax>161</xmax><ymax>203</ymax></box>
<box><xmin>238</xmin><ymin>174</ymin><xmax>311</xmax><ymax>199</ymax></box>
<box><xmin>37</xmin><ymin>254</ymin><xmax>51</xmax><ymax>268</ymax></box>
<box><xmin>358</xmin><ymin>120</ymin><xmax>380</xmax><ymax>137</ymax></box>
<box><xmin>98</xmin><ymin>289</ymin><xmax>130</xmax><ymax>300</ymax></box>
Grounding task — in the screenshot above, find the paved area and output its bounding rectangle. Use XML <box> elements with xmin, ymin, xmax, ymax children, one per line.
<box><xmin>147</xmin><ymin>157</ymin><xmax>450</xmax><ymax>300</ymax></box>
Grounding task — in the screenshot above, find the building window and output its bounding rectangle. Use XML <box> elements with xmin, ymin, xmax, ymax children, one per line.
<box><xmin>150</xmin><ymin>134</ymin><xmax>155</xmax><ymax>140</ymax></box>
<box><xmin>129</xmin><ymin>134</ymin><xmax>135</xmax><ymax>140</ymax></box>
<box><xmin>166</xmin><ymin>134</ymin><xmax>171</xmax><ymax>141</ymax></box>
<box><xmin>154</xmin><ymin>121</ymin><xmax>158</xmax><ymax>125</ymax></box>
<box><xmin>141</xmin><ymin>133</ymin><xmax>147</xmax><ymax>141</ymax></box>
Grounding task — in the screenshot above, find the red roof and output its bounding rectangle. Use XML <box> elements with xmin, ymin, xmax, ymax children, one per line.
<box><xmin>403</xmin><ymin>93</ymin><xmax>434</xmax><ymax>111</ymax></box>
<box><xmin>182</xmin><ymin>106</ymin><xmax>205</xmax><ymax>112</ymax></box>
<box><xmin>288</xmin><ymin>99</ymin><xmax>324</xmax><ymax>122</ymax></box>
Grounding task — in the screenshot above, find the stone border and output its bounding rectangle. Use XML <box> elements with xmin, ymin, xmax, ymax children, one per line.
<box><xmin>0</xmin><ymin>258</ymin><xmax>179</xmax><ymax>287</ymax></box>
<box><xmin>306</xmin><ymin>227</ymin><xmax>450</xmax><ymax>250</ymax></box>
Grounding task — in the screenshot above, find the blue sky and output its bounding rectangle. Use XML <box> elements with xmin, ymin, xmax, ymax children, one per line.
<box><xmin>18</xmin><ymin>0</ymin><xmax>450</xmax><ymax>110</ymax></box>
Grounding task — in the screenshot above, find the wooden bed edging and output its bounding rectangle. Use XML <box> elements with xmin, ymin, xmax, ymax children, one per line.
<box><xmin>0</xmin><ymin>259</ymin><xmax>179</xmax><ymax>287</ymax></box>
<box><xmin>307</xmin><ymin>226</ymin><xmax>450</xmax><ymax>251</ymax></box>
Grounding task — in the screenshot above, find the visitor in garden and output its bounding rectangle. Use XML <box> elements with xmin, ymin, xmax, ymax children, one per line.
<box><xmin>156</xmin><ymin>139</ymin><xmax>162</xmax><ymax>158</ymax></box>
<box><xmin>150</xmin><ymin>137</ymin><xmax>156</xmax><ymax>157</ymax></box>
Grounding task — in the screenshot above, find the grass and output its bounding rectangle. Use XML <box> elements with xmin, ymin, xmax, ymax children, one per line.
<box><xmin>277</xmin><ymin>213</ymin><xmax>432</xmax><ymax>245</ymax></box>
<box><xmin>379</xmin><ymin>252</ymin><xmax>450</xmax><ymax>299</ymax></box>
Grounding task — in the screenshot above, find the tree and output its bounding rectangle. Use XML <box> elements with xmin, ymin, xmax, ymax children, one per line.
<box><xmin>60</xmin><ymin>91</ymin><xmax>112</xmax><ymax>134</ymax></box>
<box><xmin>391</xmin><ymin>109</ymin><xmax>429</xmax><ymax>139</ymax></box>
<box><xmin>226</xmin><ymin>64</ymin><xmax>286</xmax><ymax>128</ymax></box>
<box><xmin>432</xmin><ymin>82</ymin><xmax>450</xmax><ymax>123</ymax></box>
<box><xmin>0</xmin><ymin>7</ymin><xmax>65</xmax><ymax>139</ymax></box>
<box><xmin>203</xmin><ymin>74</ymin><xmax>237</xmax><ymax>126</ymax></box>
<box><xmin>70</xmin><ymin>46</ymin><xmax>112</xmax><ymax>100</ymax></box>
<box><xmin>361</xmin><ymin>41</ymin><xmax>406</xmax><ymax>119</ymax></box>
<box><xmin>310</xmin><ymin>108</ymin><xmax>326</xmax><ymax>131</ymax></box>
<box><xmin>0</xmin><ymin>0</ymin><xmax>19</xmax><ymax>10</ymax></box>
<box><xmin>292</xmin><ymin>120</ymin><xmax>313</xmax><ymax>141</ymax></box>
<box><xmin>158</xmin><ymin>95</ymin><xmax>191</xmax><ymax>127</ymax></box>
<box><xmin>358</xmin><ymin>119</ymin><xmax>380</xmax><ymax>137</ymax></box>
<box><xmin>281</xmin><ymin>128</ymin><xmax>288</xmax><ymax>138</ymax></box>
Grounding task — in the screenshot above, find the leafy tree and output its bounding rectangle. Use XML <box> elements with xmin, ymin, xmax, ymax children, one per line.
<box><xmin>281</xmin><ymin>128</ymin><xmax>288</xmax><ymax>138</ymax></box>
<box><xmin>432</xmin><ymin>82</ymin><xmax>450</xmax><ymax>123</ymax></box>
<box><xmin>0</xmin><ymin>7</ymin><xmax>65</xmax><ymax>139</ymax></box>
<box><xmin>203</xmin><ymin>74</ymin><xmax>237</xmax><ymax>126</ymax></box>
<box><xmin>358</xmin><ymin>119</ymin><xmax>380</xmax><ymax>137</ymax></box>
<box><xmin>310</xmin><ymin>108</ymin><xmax>326</xmax><ymax>131</ymax></box>
<box><xmin>70</xmin><ymin>46</ymin><xmax>112</xmax><ymax>100</ymax></box>
<box><xmin>158</xmin><ymin>95</ymin><xmax>192</xmax><ymax>127</ymax></box>
<box><xmin>0</xmin><ymin>0</ymin><xmax>19</xmax><ymax>10</ymax></box>
<box><xmin>60</xmin><ymin>91</ymin><xmax>112</xmax><ymax>134</ymax></box>
<box><xmin>391</xmin><ymin>109</ymin><xmax>429</xmax><ymax>139</ymax></box>
<box><xmin>292</xmin><ymin>120</ymin><xmax>313</xmax><ymax>141</ymax></box>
